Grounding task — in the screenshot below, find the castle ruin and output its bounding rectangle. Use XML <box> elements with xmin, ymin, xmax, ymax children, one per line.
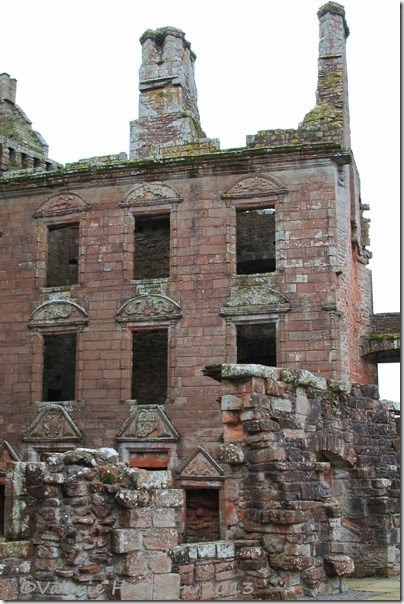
<box><xmin>0</xmin><ymin>2</ymin><xmax>399</xmax><ymax>600</ymax></box>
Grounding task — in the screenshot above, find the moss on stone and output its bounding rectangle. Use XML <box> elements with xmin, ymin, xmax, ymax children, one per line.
<box><xmin>301</xmin><ymin>103</ymin><xmax>343</xmax><ymax>127</ymax></box>
<box><xmin>369</xmin><ymin>333</ymin><xmax>400</xmax><ymax>342</ymax></box>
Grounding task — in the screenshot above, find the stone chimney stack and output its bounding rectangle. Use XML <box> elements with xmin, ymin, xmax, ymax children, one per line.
<box><xmin>0</xmin><ymin>73</ymin><xmax>17</xmax><ymax>104</ymax></box>
<box><xmin>129</xmin><ymin>27</ymin><xmax>209</xmax><ymax>160</ymax></box>
<box><xmin>316</xmin><ymin>2</ymin><xmax>351</xmax><ymax>147</ymax></box>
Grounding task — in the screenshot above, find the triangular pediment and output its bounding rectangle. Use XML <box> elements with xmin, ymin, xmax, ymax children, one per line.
<box><xmin>222</xmin><ymin>176</ymin><xmax>287</xmax><ymax>200</ymax></box>
<box><xmin>220</xmin><ymin>285</ymin><xmax>290</xmax><ymax>316</ymax></box>
<box><xmin>121</xmin><ymin>182</ymin><xmax>182</xmax><ymax>207</ymax></box>
<box><xmin>177</xmin><ymin>447</ymin><xmax>224</xmax><ymax>479</ymax></box>
<box><xmin>23</xmin><ymin>405</ymin><xmax>82</xmax><ymax>442</ymax></box>
<box><xmin>116</xmin><ymin>405</ymin><xmax>180</xmax><ymax>442</ymax></box>
<box><xmin>0</xmin><ymin>441</ymin><xmax>20</xmax><ymax>476</ymax></box>
<box><xmin>34</xmin><ymin>192</ymin><xmax>89</xmax><ymax>217</ymax></box>
<box><xmin>29</xmin><ymin>300</ymin><xmax>88</xmax><ymax>327</ymax></box>
<box><xmin>116</xmin><ymin>295</ymin><xmax>181</xmax><ymax>322</ymax></box>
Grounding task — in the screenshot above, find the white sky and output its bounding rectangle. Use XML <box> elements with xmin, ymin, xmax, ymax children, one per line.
<box><xmin>1</xmin><ymin>0</ymin><xmax>400</xmax><ymax>400</ymax></box>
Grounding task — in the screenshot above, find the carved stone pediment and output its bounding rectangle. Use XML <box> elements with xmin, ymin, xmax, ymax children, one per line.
<box><xmin>34</xmin><ymin>192</ymin><xmax>89</xmax><ymax>218</ymax></box>
<box><xmin>121</xmin><ymin>182</ymin><xmax>182</xmax><ymax>207</ymax></box>
<box><xmin>116</xmin><ymin>405</ymin><xmax>179</xmax><ymax>442</ymax></box>
<box><xmin>220</xmin><ymin>285</ymin><xmax>290</xmax><ymax>316</ymax></box>
<box><xmin>116</xmin><ymin>294</ymin><xmax>181</xmax><ymax>322</ymax></box>
<box><xmin>177</xmin><ymin>447</ymin><xmax>224</xmax><ymax>480</ymax></box>
<box><xmin>23</xmin><ymin>405</ymin><xmax>82</xmax><ymax>442</ymax></box>
<box><xmin>222</xmin><ymin>176</ymin><xmax>287</xmax><ymax>200</ymax></box>
<box><xmin>0</xmin><ymin>441</ymin><xmax>20</xmax><ymax>476</ymax></box>
<box><xmin>29</xmin><ymin>300</ymin><xmax>88</xmax><ymax>327</ymax></box>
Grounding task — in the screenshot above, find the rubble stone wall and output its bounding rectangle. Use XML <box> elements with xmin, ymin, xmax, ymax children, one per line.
<box><xmin>212</xmin><ymin>364</ymin><xmax>400</xmax><ymax>597</ymax></box>
<box><xmin>2</xmin><ymin>448</ymin><xmax>184</xmax><ymax>601</ymax></box>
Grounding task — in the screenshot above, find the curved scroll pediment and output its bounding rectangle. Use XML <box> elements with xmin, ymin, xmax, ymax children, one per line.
<box><xmin>220</xmin><ymin>285</ymin><xmax>290</xmax><ymax>316</ymax></box>
<box><xmin>34</xmin><ymin>192</ymin><xmax>90</xmax><ymax>218</ymax></box>
<box><xmin>222</xmin><ymin>175</ymin><xmax>287</xmax><ymax>200</ymax></box>
<box><xmin>121</xmin><ymin>182</ymin><xmax>182</xmax><ymax>207</ymax></box>
<box><xmin>116</xmin><ymin>294</ymin><xmax>181</xmax><ymax>322</ymax></box>
<box><xmin>29</xmin><ymin>300</ymin><xmax>88</xmax><ymax>327</ymax></box>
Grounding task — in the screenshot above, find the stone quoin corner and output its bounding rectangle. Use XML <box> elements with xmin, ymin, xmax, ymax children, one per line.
<box><xmin>0</xmin><ymin>2</ymin><xmax>399</xmax><ymax>601</ymax></box>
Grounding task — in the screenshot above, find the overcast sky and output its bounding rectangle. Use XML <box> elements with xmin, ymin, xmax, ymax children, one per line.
<box><xmin>1</xmin><ymin>0</ymin><xmax>400</xmax><ymax>400</ymax></box>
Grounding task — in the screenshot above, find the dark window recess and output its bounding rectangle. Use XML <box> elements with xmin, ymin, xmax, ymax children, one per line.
<box><xmin>0</xmin><ymin>484</ymin><xmax>4</xmax><ymax>536</ymax></box>
<box><xmin>184</xmin><ymin>489</ymin><xmax>221</xmax><ymax>543</ymax></box>
<box><xmin>134</xmin><ymin>216</ymin><xmax>170</xmax><ymax>279</ymax></box>
<box><xmin>236</xmin><ymin>208</ymin><xmax>276</xmax><ymax>274</ymax></box>
<box><xmin>47</xmin><ymin>223</ymin><xmax>79</xmax><ymax>287</ymax></box>
<box><xmin>42</xmin><ymin>333</ymin><xmax>77</xmax><ymax>402</ymax></box>
<box><xmin>132</xmin><ymin>330</ymin><xmax>168</xmax><ymax>404</ymax></box>
<box><xmin>237</xmin><ymin>323</ymin><xmax>276</xmax><ymax>367</ymax></box>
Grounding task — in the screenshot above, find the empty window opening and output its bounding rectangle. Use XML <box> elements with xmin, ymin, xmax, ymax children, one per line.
<box><xmin>42</xmin><ymin>333</ymin><xmax>77</xmax><ymax>402</ymax></box>
<box><xmin>8</xmin><ymin>148</ymin><xmax>16</xmax><ymax>168</ymax></box>
<box><xmin>134</xmin><ymin>215</ymin><xmax>170</xmax><ymax>279</ymax></box>
<box><xmin>237</xmin><ymin>322</ymin><xmax>276</xmax><ymax>366</ymax></box>
<box><xmin>47</xmin><ymin>223</ymin><xmax>79</xmax><ymax>287</ymax></box>
<box><xmin>132</xmin><ymin>329</ymin><xmax>168</xmax><ymax>404</ymax></box>
<box><xmin>0</xmin><ymin>484</ymin><xmax>4</xmax><ymax>536</ymax></box>
<box><xmin>184</xmin><ymin>489</ymin><xmax>221</xmax><ymax>543</ymax></box>
<box><xmin>236</xmin><ymin>207</ymin><xmax>276</xmax><ymax>274</ymax></box>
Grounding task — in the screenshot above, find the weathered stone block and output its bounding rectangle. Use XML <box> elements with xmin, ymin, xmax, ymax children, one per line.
<box><xmin>135</xmin><ymin>469</ymin><xmax>172</xmax><ymax>489</ymax></box>
<box><xmin>123</xmin><ymin>551</ymin><xmax>148</xmax><ymax>577</ymax></box>
<box><xmin>111</xmin><ymin>528</ymin><xmax>142</xmax><ymax>553</ymax></box>
<box><xmin>181</xmin><ymin>583</ymin><xmax>201</xmax><ymax>600</ymax></box>
<box><xmin>0</xmin><ymin>578</ymin><xmax>18</xmax><ymax>600</ymax></box>
<box><xmin>151</xmin><ymin>489</ymin><xmax>184</xmax><ymax>508</ymax></box>
<box><xmin>152</xmin><ymin>573</ymin><xmax>180</xmax><ymax>600</ymax></box>
<box><xmin>148</xmin><ymin>551</ymin><xmax>172</xmax><ymax>574</ymax></box>
<box><xmin>216</xmin><ymin>541</ymin><xmax>235</xmax><ymax>559</ymax></box>
<box><xmin>270</xmin><ymin>554</ymin><xmax>314</xmax><ymax>571</ymax></box>
<box><xmin>216</xmin><ymin>443</ymin><xmax>245</xmax><ymax>464</ymax></box>
<box><xmin>197</xmin><ymin>542</ymin><xmax>216</xmax><ymax>558</ymax></box>
<box><xmin>143</xmin><ymin>528</ymin><xmax>178</xmax><ymax>550</ymax></box>
<box><xmin>221</xmin><ymin>394</ymin><xmax>243</xmax><ymax>410</ymax></box>
<box><xmin>195</xmin><ymin>561</ymin><xmax>215</xmax><ymax>582</ymax></box>
<box><xmin>0</xmin><ymin>541</ymin><xmax>33</xmax><ymax>560</ymax></box>
<box><xmin>152</xmin><ymin>508</ymin><xmax>176</xmax><ymax>528</ymax></box>
<box><xmin>324</xmin><ymin>555</ymin><xmax>355</xmax><ymax>577</ymax></box>
<box><xmin>120</xmin><ymin>576</ymin><xmax>153</xmax><ymax>600</ymax></box>
<box><xmin>115</xmin><ymin>489</ymin><xmax>151</xmax><ymax>508</ymax></box>
<box><xmin>265</xmin><ymin>379</ymin><xmax>287</xmax><ymax>397</ymax></box>
<box><xmin>120</xmin><ymin>508</ymin><xmax>152</xmax><ymax>528</ymax></box>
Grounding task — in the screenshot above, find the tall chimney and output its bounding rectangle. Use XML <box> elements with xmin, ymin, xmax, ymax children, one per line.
<box><xmin>0</xmin><ymin>73</ymin><xmax>17</xmax><ymax>104</ymax></box>
<box><xmin>129</xmin><ymin>27</ymin><xmax>206</xmax><ymax>159</ymax></box>
<box><xmin>316</xmin><ymin>2</ymin><xmax>351</xmax><ymax>147</ymax></box>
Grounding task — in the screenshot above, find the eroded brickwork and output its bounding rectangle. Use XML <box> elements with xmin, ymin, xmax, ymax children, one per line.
<box><xmin>209</xmin><ymin>364</ymin><xmax>400</xmax><ymax>593</ymax></box>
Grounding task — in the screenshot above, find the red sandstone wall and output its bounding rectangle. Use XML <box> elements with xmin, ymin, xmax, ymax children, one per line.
<box><xmin>0</xmin><ymin>153</ymin><xmax>375</xmax><ymax>464</ymax></box>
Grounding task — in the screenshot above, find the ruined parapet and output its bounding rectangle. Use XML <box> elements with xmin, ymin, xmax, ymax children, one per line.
<box><xmin>129</xmin><ymin>27</ymin><xmax>219</xmax><ymax>160</ymax></box>
<box><xmin>1</xmin><ymin>448</ymin><xmax>183</xmax><ymax>600</ymax></box>
<box><xmin>0</xmin><ymin>73</ymin><xmax>58</xmax><ymax>175</ymax></box>
<box><xmin>205</xmin><ymin>364</ymin><xmax>400</xmax><ymax>595</ymax></box>
<box><xmin>361</xmin><ymin>312</ymin><xmax>401</xmax><ymax>363</ymax></box>
<box><xmin>247</xmin><ymin>2</ymin><xmax>350</xmax><ymax>150</ymax></box>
